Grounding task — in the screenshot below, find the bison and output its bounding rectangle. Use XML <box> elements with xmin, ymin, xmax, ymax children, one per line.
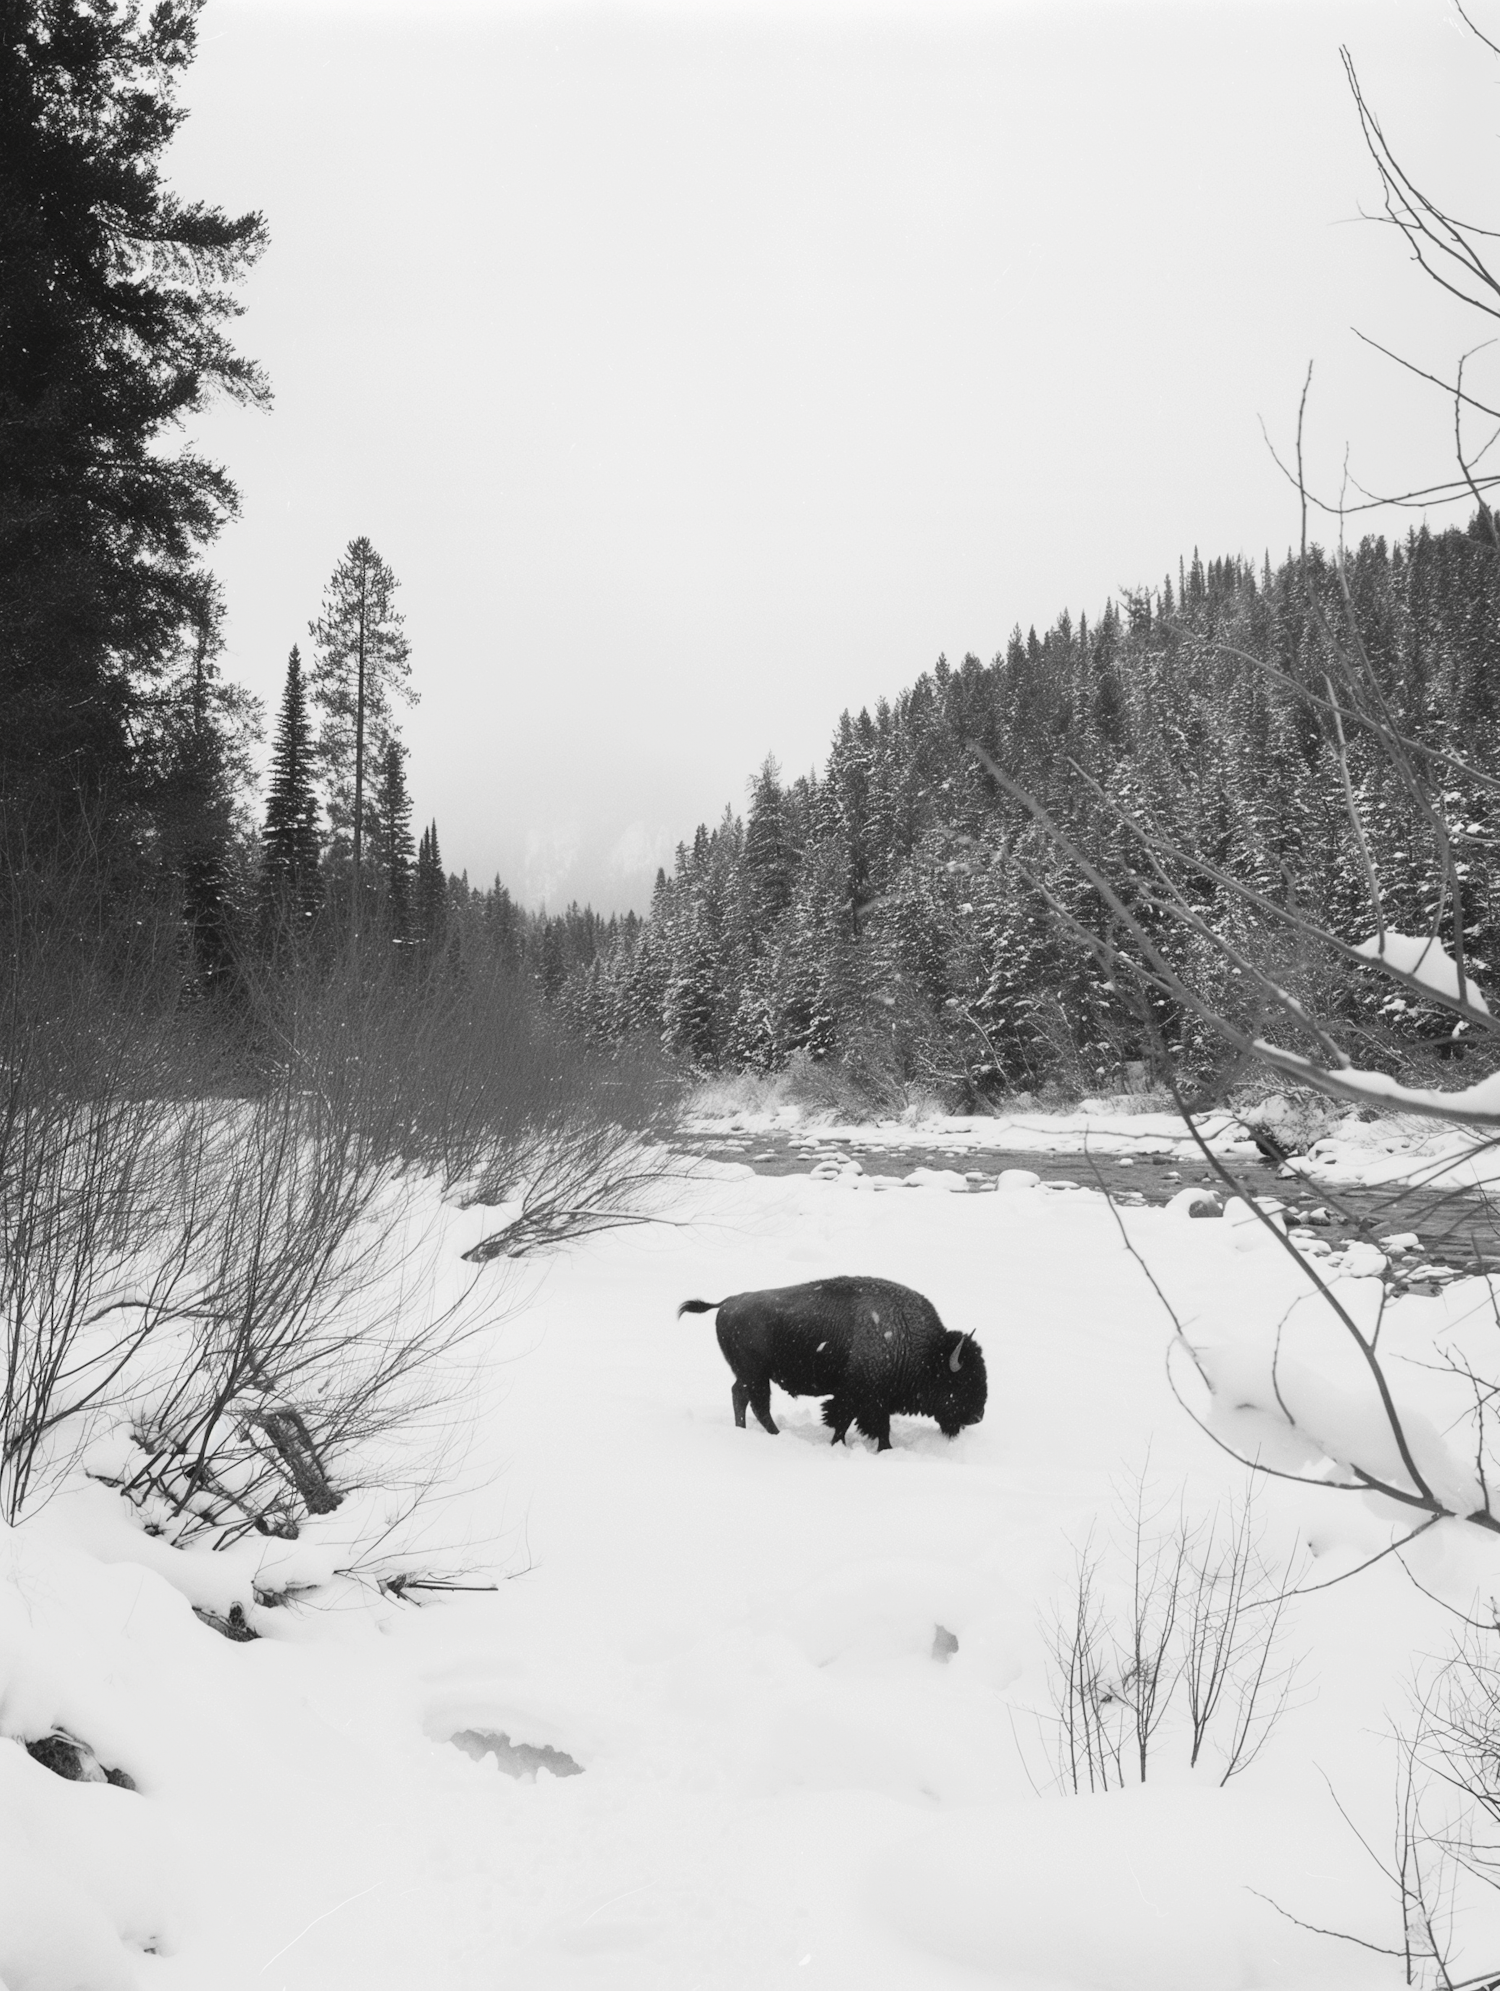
<box><xmin>677</xmin><ymin>1275</ymin><xmax>986</xmax><ymax>1451</ymax></box>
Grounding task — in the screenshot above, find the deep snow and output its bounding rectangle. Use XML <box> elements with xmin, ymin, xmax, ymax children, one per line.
<box><xmin>7</xmin><ymin>1124</ymin><xmax>1500</xmax><ymax>1988</ymax></box>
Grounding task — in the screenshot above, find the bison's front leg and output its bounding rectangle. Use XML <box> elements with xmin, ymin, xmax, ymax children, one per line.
<box><xmin>854</xmin><ymin>1406</ymin><xmax>893</xmax><ymax>1451</ymax></box>
<box><xmin>822</xmin><ymin>1397</ymin><xmax>854</xmax><ymax>1445</ymax></box>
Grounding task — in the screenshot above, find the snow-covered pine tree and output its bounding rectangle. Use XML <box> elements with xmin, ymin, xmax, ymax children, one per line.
<box><xmin>369</xmin><ymin>738</ymin><xmax>415</xmax><ymax>942</ymax></box>
<box><xmin>308</xmin><ymin>537</ymin><xmax>415</xmax><ymax>922</ymax></box>
<box><xmin>480</xmin><ymin>872</ymin><xmax>522</xmax><ymax>969</ymax></box>
<box><xmin>823</xmin><ymin>711</ymin><xmax>874</xmax><ymax>940</ymax></box>
<box><xmin>660</xmin><ymin>816</ymin><xmax>739</xmax><ymax>1064</ymax></box>
<box><xmin>622</xmin><ymin>874</ymin><xmax>673</xmax><ymax>1039</ymax></box>
<box><xmin>415</xmin><ymin>822</ymin><xmax>447</xmax><ymax>949</ymax></box>
<box><xmin>261</xmin><ymin>645</ymin><xmax>322</xmax><ymax>931</ymax></box>
<box><xmin>743</xmin><ymin>756</ymin><xmax>795</xmax><ymax>928</ymax></box>
<box><xmin>154</xmin><ymin>620</ymin><xmax>250</xmax><ymax>991</ymax></box>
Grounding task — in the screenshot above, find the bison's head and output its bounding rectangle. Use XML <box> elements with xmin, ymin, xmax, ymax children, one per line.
<box><xmin>931</xmin><ymin>1330</ymin><xmax>987</xmax><ymax>1437</ymax></box>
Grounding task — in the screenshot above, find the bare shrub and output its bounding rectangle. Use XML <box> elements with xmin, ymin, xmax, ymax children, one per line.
<box><xmin>2</xmin><ymin>860</ymin><xmax>675</xmax><ymax>1539</ymax></box>
<box><xmin>105</xmin><ymin>943</ymin><xmax>670</xmax><ymax>1537</ymax></box>
<box><xmin>684</xmin><ymin>1055</ymin><xmax>937</xmax><ymax>1128</ymax></box>
<box><xmin>1119</xmin><ymin>1485</ymin><xmax>1188</xmax><ymax>1782</ymax></box>
<box><xmin>341</xmin><ymin>947</ymin><xmax>674</xmax><ymax>1190</ymax></box>
<box><xmin>1071</xmin><ymin>1083</ymin><xmax>1179</xmax><ymax>1118</ymax></box>
<box><xmin>105</xmin><ymin>1096</ymin><xmax>502</xmax><ymax>1544</ymax></box>
<box><xmin>0</xmin><ymin>852</ymin><xmax>215</xmax><ymax>1520</ymax></box>
<box><xmin>1306</xmin><ymin>1644</ymin><xmax>1500</xmax><ymax>1989</ymax></box>
<box><xmin>249</xmin><ymin>944</ymin><xmax>679</xmax><ymax>1266</ymax></box>
<box><xmin>1045</xmin><ymin>1483</ymin><xmax>1300</xmax><ymax>1793</ymax></box>
<box><xmin>797</xmin><ymin>1054</ymin><xmax>876</xmax><ymax>1120</ymax></box>
<box><xmin>683</xmin><ymin>1069</ymin><xmax>786</xmax><ymax>1120</ymax></box>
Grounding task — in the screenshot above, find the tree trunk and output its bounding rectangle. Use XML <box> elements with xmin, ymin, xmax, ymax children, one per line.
<box><xmin>250</xmin><ymin>1406</ymin><xmax>342</xmax><ymax>1515</ymax></box>
<box><xmin>352</xmin><ymin>552</ymin><xmax>368</xmax><ymax>931</ymax></box>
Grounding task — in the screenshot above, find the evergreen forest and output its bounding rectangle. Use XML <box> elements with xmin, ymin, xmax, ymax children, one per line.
<box><xmin>516</xmin><ymin>522</ymin><xmax>1500</xmax><ymax>1106</ymax></box>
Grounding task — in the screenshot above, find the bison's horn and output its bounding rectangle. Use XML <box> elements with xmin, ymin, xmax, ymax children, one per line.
<box><xmin>949</xmin><ymin>1343</ymin><xmax>963</xmax><ymax>1372</ymax></box>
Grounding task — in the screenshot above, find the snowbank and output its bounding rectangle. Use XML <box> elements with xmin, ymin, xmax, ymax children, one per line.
<box><xmin>1286</xmin><ymin>1113</ymin><xmax>1500</xmax><ymax>1191</ymax></box>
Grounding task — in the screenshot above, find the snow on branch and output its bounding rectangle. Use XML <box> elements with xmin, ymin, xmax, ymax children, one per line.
<box><xmin>1353</xmin><ymin>931</ymin><xmax>1491</xmax><ymax>1018</ymax></box>
<box><xmin>1249</xmin><ymin>1043</ymin><xmax>1500</xmax><ymax>1129</ymax></box>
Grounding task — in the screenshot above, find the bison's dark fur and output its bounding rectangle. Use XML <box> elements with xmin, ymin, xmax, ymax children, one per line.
<box><xmin>677</xmin><ymin>1275</ymin><xmax>986</xmax><ymax>1451</ymax></box>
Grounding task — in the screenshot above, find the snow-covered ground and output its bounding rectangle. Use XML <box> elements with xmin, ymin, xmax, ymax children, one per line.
<box><xmin>8</xmin><ymin>1141</ymin><xmax>1500</xmax><ymax>1988</ymax></box>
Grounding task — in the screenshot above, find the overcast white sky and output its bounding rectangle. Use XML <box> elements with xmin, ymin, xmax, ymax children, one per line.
<box><xmin>177</xmin><ymin>0</ymin><xmax>1496</xmax><ymax>914</ymax></box>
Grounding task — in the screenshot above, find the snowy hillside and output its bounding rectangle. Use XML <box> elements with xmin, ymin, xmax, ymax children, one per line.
<box><xmin>6</xmin><ymin>1141</ymin><xmax>1500</xmax><ymax>1988</ymax></box>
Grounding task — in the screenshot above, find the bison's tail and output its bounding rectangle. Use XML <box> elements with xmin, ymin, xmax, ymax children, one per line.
<box><xmin>676</xmin><ymin>1298</ymin><xmax>721</xmax><ymax>1318</ymax></box>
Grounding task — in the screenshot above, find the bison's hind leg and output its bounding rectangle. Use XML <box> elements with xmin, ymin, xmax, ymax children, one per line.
<box><xmin>747</xmin><ymin>1377</ymin><xmax>779</xmax><ymax>1434</ymax></box>
<box><xmin>730</xmin><ymin>1379</ymin><xmax>751</xmax><ymax>1429</ymax></box>
<box><xmin>822</xmin><ymin>1397</ymin><xmax>854</xmax><ymax>1446</ymax></box>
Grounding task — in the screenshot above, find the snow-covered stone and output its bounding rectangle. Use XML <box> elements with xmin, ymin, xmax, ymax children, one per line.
<box><xmin>1166</xmin><ymin>1187</ymin><xmax>1220</xmax><ymax>1218</ymax></box>
<box><xmin>1335</xmin><ymin>1242</ymin><xmax>1388</xmax><ymax>1279</ymax></box>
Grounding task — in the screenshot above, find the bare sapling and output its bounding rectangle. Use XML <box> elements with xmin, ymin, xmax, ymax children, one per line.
<box><xmin>1048</xmin><ymin>1537</ymin><xmax>1125</xmax><ymax>1794</ymax></box>
<box><xmin>1044</xmin><ymin>1482</ymin><xmax>1300</xmax><ymax>1793</ymax></box>
<box><xmin>1253</xmin><ymin>1726</ymin><xmax>1461</xmax><ymax>1987</ymax></box>
<box><xmin>1180</xmin><ymin>1494</ymin><xmax>1299</xmax><ymax>1782</ymax></box>
<box><xmin>1301</xmin><ymin>1663</ymin><xmax>1485</xmax><ymax>1990</ymax></box>
<box><xmin>1122</xmin><ymin>1479</ymin><xmax>1188</xmax><ymax>1781</ymax></box>
<box><xmin>1394</xmin><ymin>1742</ymin><xmax>1459</xmax><ymax>1991</ymax></box>
<box><xmin>1401</xmin><ymin>1631</ymin><xmax>1500</xmax><ymax>1977</ymax></box>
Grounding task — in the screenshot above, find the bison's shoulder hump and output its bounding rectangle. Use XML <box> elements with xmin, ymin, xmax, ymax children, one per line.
<box><xmin>816</xmin><ymin>1275</ymin><xmax>927</xmax><ymax>1306</ymax></box>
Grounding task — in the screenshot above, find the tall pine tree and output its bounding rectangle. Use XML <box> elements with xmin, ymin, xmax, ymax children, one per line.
<box><xmin>260</xmin><ymin>645</ymin><xmax>322</xmax><ymax>929</ymax></box>
<box><xmin>744</xmin><ymin>756</ymin><xmax>794</xmax><ymax>926</ymax></box>
<box><xmin>308</xmin><ymin>537</ymin><xmax>414</xmax><ymax>921</ymax></box>
<box><xmin>415</xmin><ymin>821</ymin><xmax>447</xmax><ymax>948</ymax></box>
<box><xmin>153</xmin><ymin>620</ymin><xmax>245</xmax><ymax>989</ymax></box>
<box><xmin>370</xmin><ymin>737</ymin><xmax>415</xmax><ymax>941</ymax></box>
<box><xmin>0</xmin><ymin>0</ymin><xmax>267</xmax><ymax>840</ymax></box>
